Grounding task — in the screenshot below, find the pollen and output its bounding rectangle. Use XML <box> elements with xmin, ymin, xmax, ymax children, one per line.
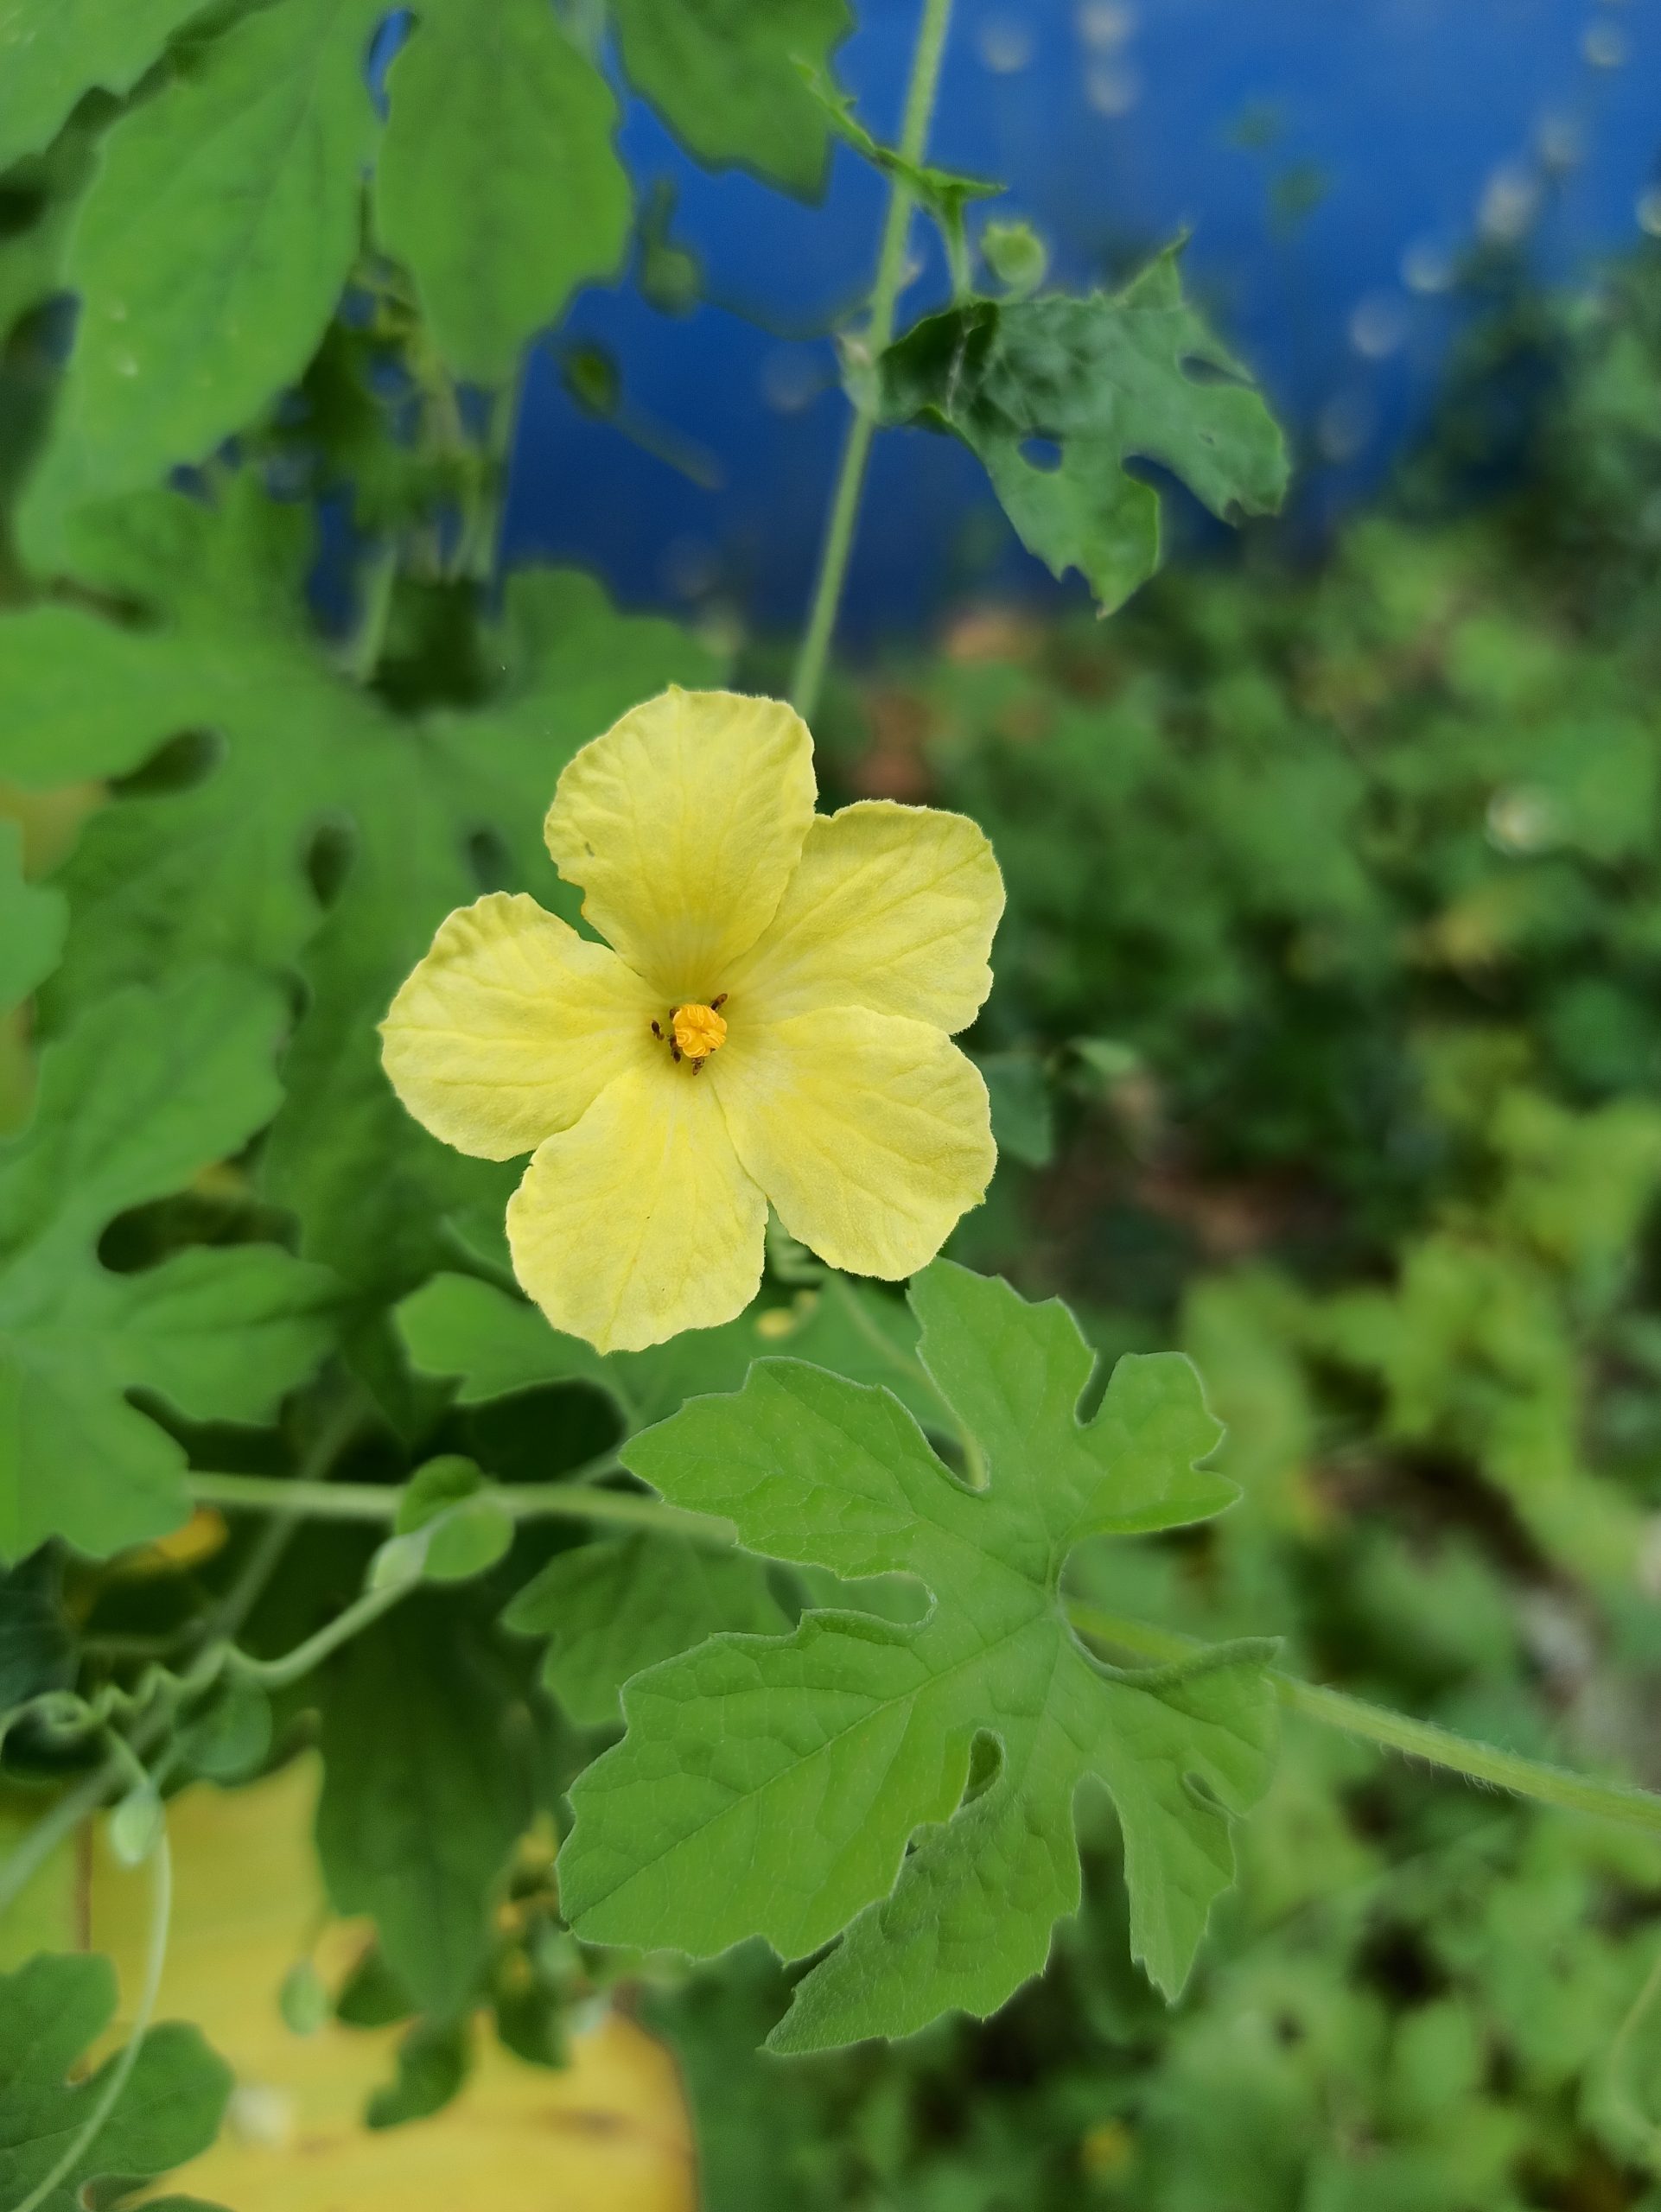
<box><xmin>671</xmin><ymin>1001</ymin><xmax>728</xmax><ymax>1061</ymax></box>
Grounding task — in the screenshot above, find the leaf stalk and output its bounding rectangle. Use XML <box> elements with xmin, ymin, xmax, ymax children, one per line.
<box><xmin>1067</xmin><ymin>1601</ymin><xmax>1661</xmax><ymax>1841</ymax></box>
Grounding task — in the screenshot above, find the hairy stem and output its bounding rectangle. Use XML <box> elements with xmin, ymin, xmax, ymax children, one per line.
<box><xmin>790</xmin><ymin>0</ymin><xmax>957</xmax><ymax>720</ymax></box>
<box><xmin>1068</xmin><ymin>1601</ymin><xmax>1661</xmax><ymax>1840</ymax></box>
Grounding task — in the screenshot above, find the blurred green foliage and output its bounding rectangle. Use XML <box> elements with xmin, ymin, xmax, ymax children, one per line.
<box><xmin>638</xmin><ymin>245</ymin><xmax>1661</xmax><ymax>2208</ymax></box>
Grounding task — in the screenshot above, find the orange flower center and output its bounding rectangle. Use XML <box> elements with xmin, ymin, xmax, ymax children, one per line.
<box><xmin>670</xmin><ymin>1001</ymin><xmax>728</xmax><ymax>1062</ymax></box>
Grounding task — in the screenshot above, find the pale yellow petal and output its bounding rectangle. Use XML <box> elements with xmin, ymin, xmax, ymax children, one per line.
<box><xmin>543</xmin><ymin>687</ymin><xmax>816</xmax><ymax>1002</ymax></box>
<box><xmin>380</xmin><ymin>893</ymin><xmax>659</xmax><ymax>1161</ymax></box>
<box><xmin>712</xmin><ymin>1008</ymin><xmax>995</xmax><ymax>1280</ymax></box>
<box><xmin>506</xmin><ymin>1059</ymin><xmax>766</xmax><ymax>1352</ymax></box>
<box><xmin>726</xmin><ymin>801</ymin><xmax>1003</xmax><ymax>1032</ymax></box>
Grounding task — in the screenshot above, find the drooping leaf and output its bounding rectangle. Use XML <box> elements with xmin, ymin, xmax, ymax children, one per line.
<box><xmin>0</xmin><ymin>1951</ymin><xmax>232</xmax><ymax>2211</ymax></box>
<box><xmin>560</xmin><ymin>1262</ymin><xmax>1276</xmax><ymax>2051</ymax></box>
<box><xmin>611</xmin><ymin>0</ymin><xmax>851</xmax><ymax>197</ymax></box>
<box><xmin>0</xmin><ymin>969</ymin><xmax>340</xmax><ymax>1563</ymax></box>
<box><xmin>376</xmin><ymin>0</ymin><xmax>630</xmax><ymax>385</ymax></box>
<box><xmin>20</xmin><ymin>0</ymin><xmax>385</xmax><ymax>555</ymax></box>
<box><xmin>876</xmin><ymin>245</ymin><xmax>1289</xmax><ymax>614</ymax></box>
<box><xmin>0</xmin><ymin>819</ymin><xmax>64</xmax><ymax>1014</ymax></box>
<box><xmin>0</xmin><ymin>485</ymin><xmax>717</xmax><ymax>1296</ymax></box>
<box><xmin>396</xmin><ymin>1267</ymin><xmax>942</xmax><ymax>1433</ymax></box>
<box><xmin>0</xmin><ymin>0</ymin><xmax>210</xmax><ymax>171</ymax></box>
<box><xmin>505</xmin><ymin>1535</ymin><xmax>787</xmax><ymax>1726</ymax></box>
<box><xmin>315</xmin><ymin>1594</ymin><xmax>532</xmax><ymax>2017</ymax></box>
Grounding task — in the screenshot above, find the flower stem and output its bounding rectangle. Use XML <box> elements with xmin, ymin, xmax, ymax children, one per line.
<box><xmin>1067</xmin><ymin>1601</ymin><xmax>1661</xmax><ymax>1840</ymax></box>
<box><xmin>790</xmin><ymin>0</ymin><xmax>957</xmax><ymax>721</ymax></box>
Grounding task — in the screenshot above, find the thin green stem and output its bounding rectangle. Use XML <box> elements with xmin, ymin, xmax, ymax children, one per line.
<box><xmin>192</xmin><ymin>1389</ymin><xmax>369</xmax><ymax>1648</ymax></box>
<box><xmin>223</xmin><ymin>1578</ymin><xmax>411</xmax><ymax>1693</ymax></box>
<box><xmin>791</xmin><ymin>0</ymin><xmax>957</xmax><ymax>720</ymax></box>
<box><xmin>1067</xmin><ymin>1602</ymin><xmax>1661</xmax><ymax>1840</ymax></box>
<box><xmin>0</xmin><ymin>1762</ymin><xmax>118</xmax><ymax>1919</ymax></box>
<box><xmin>10</xmin><ymin>1821</ymin><xmax>173</xmax><ymax>2212</ymax></box>
<box><xmin>185</xmin><ymin>1466</ymin><xmax>735</xmax><ymax>1548</ymax></box>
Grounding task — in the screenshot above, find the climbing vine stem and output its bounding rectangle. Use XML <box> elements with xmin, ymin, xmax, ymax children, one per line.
<box><xmin>790</xmin><ymin>0</ymin><xmax>958</xmax><ymax>720</ymax></box>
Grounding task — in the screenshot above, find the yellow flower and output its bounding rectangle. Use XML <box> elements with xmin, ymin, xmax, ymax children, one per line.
<box><xmin>381</xmin><ymin>688</ymin><xmax>1002</xmax><ymax>1352</ymax></box>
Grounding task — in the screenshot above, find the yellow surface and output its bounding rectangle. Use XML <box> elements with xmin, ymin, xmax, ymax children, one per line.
<box><xmin>90</xmin><ymin>1757</ymin><xmax>697</xmax><ymax>2212</ymax></box>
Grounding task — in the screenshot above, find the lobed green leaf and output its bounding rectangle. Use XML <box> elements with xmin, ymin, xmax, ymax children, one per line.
<box><xmin>0</xmin><ymin>1951</ymin><xmax>232</xmax><ymax>2210</ymax></box>
<box><xmin>0</xmin><ymin>969</ymin><xmax>340</xmax><ymax>1563</ymax></box>
<box><xmin>560</xmin><ymin>1262</ymin><xmax>1277</xmax><ymax>2050</ymax></box>
<box><xmin>876</xmin><ymin>244</ymin><xmax>1289</xmax><ymax>614</ymax></box>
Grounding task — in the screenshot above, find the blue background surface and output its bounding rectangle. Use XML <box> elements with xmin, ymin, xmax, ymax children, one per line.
<box><xmin>499</xmin><ymin>0</ymin><xmax>1661</xmax><ymax>639</ymax></box>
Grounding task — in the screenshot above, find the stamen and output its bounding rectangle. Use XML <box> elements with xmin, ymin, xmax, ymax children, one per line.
<box><xmin>670</xmin><ymin>1001</ymin><xmax>728</xmax><ymax>1064</ymax></box>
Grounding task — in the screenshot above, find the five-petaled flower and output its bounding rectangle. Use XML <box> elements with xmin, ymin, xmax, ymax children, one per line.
<box><xmin>381</xmin><ymin>687</ymin><xmax>1003</xmax><ymax>1351</ymax></box>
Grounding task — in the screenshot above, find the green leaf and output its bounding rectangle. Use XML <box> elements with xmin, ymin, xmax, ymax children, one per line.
<box><xmin>0</xmin><ymin>1557</ymin><xmax>73</xmax><ymax>1708</ymax></box>
<box><xmin>0</xmin><ymin>1951</ymin><xmax>232</xmax><ymax>2210</ymax></box>
<box><xmin>0</xmin><ymin>820</ymin><xmax>64</xmax><ymax>1015</ymax></box>
<box><xmin>365</xmin><ymin>2015</ymin><xmax>471</xmax><ymax>2129</ymax></box>
<box><xmin>0</xmin><ymin>486</ymin><xmax>717</xmax><ymax>1297</ymax></box>
<box><xmin>378</xmin><ymin>1453</ymin><xmax>513</xmax><ymax>1583</ymax></box>
<box><xmin>978</xmin><ymin>1048</ymin><xmax>1053</xmax><ymax>1168</ymax></box>
<box><xmin>611</xmin><ymin>0</ymin><xmax>851</xmax><ymax>197</ymax></box>
<box><xmin>560</xmin><ymin>1262</ymin><xmax>1276</xmax><ymax>2050</ymax></box>
<box><xmin>0</xmin><ymin>121</ymin><xmax>100</xmax><ymax>345</ymax></box>
<box><xmin>376</xmin><ymin>0</ymin><xmax>630</xmax><ymax>385</ymax></box>
<box><xmin>0</xmin><ymin>969</ymin><xmax>340</xmax><ymax>1563</ymax></box>
<box><xmin>21</xmin><ymin>0</ymin><xmax>385</xmax><ymax>554</ymax></box>
<box><xmin>177</xmin><ymin>1676</ymin><xmax>272</xmax><ymax>1782</ymax></box>
<box><xmin>876</xmin><ymin>245</ymin><xmax>1289</xmax><ymax>615</ymax></box>
<box><xmin>0</xmin><ymin>0</ymin><xmax>209</xmax><ymax>171</ymax></box>
<box><xmin>505</xmin><ymin>1535</ymin><xmax>787</xmax><ymax>1726</ymax></box>
<box><xmin>397</xmin><ymin>1268</ymin><xmax>944</xmax><ymax>1433</ymax></box>
<box><xmin>315</xmin><ymin>1595</ymin><xmax>532</xmax><ymax>2017</ymax></box>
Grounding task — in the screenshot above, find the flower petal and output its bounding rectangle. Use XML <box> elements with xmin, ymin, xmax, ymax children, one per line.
<box><xmin>713</xmin><ymin>1008</ymin><xmax>996</xmax><ymax>1280</ymax></box>
<box><xmin>727</xmin><ymin>801</ymin><xmax>1003</xmax><ymax>1033</ymax></box>
<box><xmin>506</xmin><ymin>1060</ymin><xmax>767</xmax><ymax>1351</ymax></box>
<box><xmin>381</xmin><ymin>893</ymin><xmax>659</xmax><ymax>1161</ymax></box>
<box><xmin>544</xmin><ymin>686</ymin><xmax>817</xmax><ymax>1001</ymax></box>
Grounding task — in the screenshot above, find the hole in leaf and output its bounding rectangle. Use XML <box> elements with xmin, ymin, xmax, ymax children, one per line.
<box><xmin>306</xmin><ymin>815</ymin><xmax>357</xmax><ymax>909</ymax></box>
<box><xmin>109</xmin><ymin>728</ymin><xmax>224</xmax><ymax>798</ymax></box>
<box><xmin>1018</xmin><ymin>435</ymin><xmax>1064</xmax><ymax>473</ymax></box>
<box><xmin>962</xmin><ymin>1728</ymin><xmax>1003</xmax><ymax>1806</ymax></box>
